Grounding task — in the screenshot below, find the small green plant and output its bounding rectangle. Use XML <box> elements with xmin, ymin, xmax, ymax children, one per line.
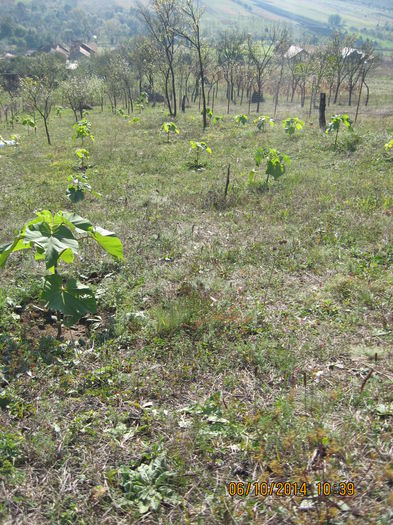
<box><xmin>55</xmin><ymin>105</ymin><xmax>63</xmax><ymax>118</ymax></box>
<box><xmin>136</xmin><ymin>92</ymin><xmax>148</xmax><ymax>111</ymax></box>
<box><xmin>249</xmin><ymin>147</ymin><xmax>290</xmax><ymax>188</ymax></box>
<box><xmin>116</xmin><ymin>453</ymin><xmax>180</xmax><ymax>514</ymax></box>
<box><xmin>202</xmin><ymin>107</ymin><xmax>213</xmax><ymax>121</ymax></box>
<box><xmin>213</xmin><ymin>115</ymin><xmax>223</xmax><ymax>126</ymax></box>
<box><xmin>189</xmin><ymin>140</ymin><xmax>212</xmax><ymax>168</ymax></box>
<box><xmin>115</xmin><ymin>108</ymin><xmax>130</xmax><ymax>119</ymax></box>
<box><xmin>234</xmin><ymin>114</ymin><xmax>248</xmax><ymax>126</ymax></box>
<box><xmin>74</xmin><ymin>148</ymin><xmax>90</xmax><ymax>169</ymax></box>
<box><xmin>73</xmin><ymin>117</ymin><xmax>94</xmax><ymax>144</ymax></box>
<box><xmin>0</xmin><ymin>211</ymin><xmax>123</xmax><ymax>337</ymax></box>
<box><xmin>19</xmin><ymin>115</ymin><xmax>37</xmax><ymax>134</ymax></box>
<box><xmin>161</xmin><ymin>121</ymin><xmax>179</xmax><ymax>143</ymax></box>
<box><xmin>129</xmin><ymin>117</ymin><xmax>140</xmax><ymax>125</ymax></box>
<box><xmin>326</xmin><ymin>114</ymin><xmax>354</xmax><ymax>149</ymax></box>
<box><xmin>282</xmin><ymin>117</ymin><xmax>305</xmax><ymax>137</ymax></box>
<box><xmin>254</xmin><ymin>115</ymin><xmax>275</xmax><ymax>132</ymax></box>
<box><xmin>384</xmin><ymin>139</ymin><xmax>393</xmax><ymax>152</ymax></box>
<box><xmin>0</xmin><ymin>431</ymin><xmax>24</xmax><ymax>477</ymax></box>
<box><xmin>67</xmin><ymin>152</ymin><xmax>101</xmax><ymax>203</ymax></box>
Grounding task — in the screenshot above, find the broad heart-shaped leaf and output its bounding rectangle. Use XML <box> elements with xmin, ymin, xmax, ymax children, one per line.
<box><xmin>255</xmin><ymin>147</ymin><xmax>265</xmax><ymax>167</ymax></box>
<box><xmin>66</xmin><ymin>186</ymin><xmax>85</xmax><ymax>203</ymax></box>
<box><xmin>41</xmin><ymin>274</ymin><xmax>97</xmax><ymax>327</ymax></box>
<box><xmin>0</xmin><ymin>238</ymin><xmax>31</xmax><ymax>268</ymax></box>
<box><xmin>62</xmin><ymin>212</ymin><xmax>93</xmax><ymax>233</ymax></box>
<box><xmin>266</xmin><ymin>158</ymin><xmax>285</xmax><ymax>180</ymax></box>
<box><xmin>326</xmin><ymin>115</ymin><xmax>341</xmax><ymax>134</ymax></box>
<box><xmin>61</xmin><ymin>212</ymin><xmax>123</xmax><ymax>259</ymax></box>
<box><xmin>341</xmin><ymin>114</ymin><xmax>353</xmax><ymax>131</ymax></box>
<box><xmin>24</xmin><ymin>222</ymin><xmax>79</xmax><ymax>270</ymax></box>
<box><xmin>91</xmin><ymin>227</ymin><xmax>124</xmax><ymax>260</ymax></box>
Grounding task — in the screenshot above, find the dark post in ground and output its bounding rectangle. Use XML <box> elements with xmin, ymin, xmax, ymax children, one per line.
<box><xmin>319</xmin><ymin>93</ymin><xmax>326</xmax><ymax>129</ymax></box>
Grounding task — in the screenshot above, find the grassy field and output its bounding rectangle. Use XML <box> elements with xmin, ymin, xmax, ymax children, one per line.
<box><xmin>0</xmin><ymin>84</ymin><xmax>393</xmax><ymax>524</ymax></box>
<box><xmin>115</xmin><ymin>0</ymin><xmax>393</xmax><ymax>46</ymax></box>
<box><xmin>108</xmin><ymin>0</ymin><xmax>393</xmax><ymax>55</ymax></box>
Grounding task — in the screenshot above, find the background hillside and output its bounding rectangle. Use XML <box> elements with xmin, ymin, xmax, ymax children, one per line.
<box><xmin>1</xmin><ymin>0</ymin><xmax>393</xmax><ymax>53</ymax></box>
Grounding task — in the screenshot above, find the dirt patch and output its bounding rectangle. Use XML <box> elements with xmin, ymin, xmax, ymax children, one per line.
<box><xmin>19</xmin><ymin>304</ymin><xmax>90</xmax><ymax>342</ymax></box>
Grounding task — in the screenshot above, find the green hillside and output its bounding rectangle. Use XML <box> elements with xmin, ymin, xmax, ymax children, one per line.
<box><xmin>1</xmin><ymin>0</ymin><xmax>393</xmax><ymax>53</ymax></box>
<box><xmin>123</xmin><ymin>0</ymin><xmax>393</xmax><ymax>49</ymax></box>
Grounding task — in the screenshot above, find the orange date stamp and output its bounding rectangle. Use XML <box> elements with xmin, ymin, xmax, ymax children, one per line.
<box><xmin>227</xmin><ymin>481</ymin><xmax>355</xmax><ymax>498</ymax></box>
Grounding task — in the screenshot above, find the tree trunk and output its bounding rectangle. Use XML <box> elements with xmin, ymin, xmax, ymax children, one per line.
<box><xmin>164</xmin><ymin>69</ymin><xmax>173</xmax><ymax>116</ymax></box>
<box><xmin>333</xmin><ymin>74</ymin><xmax>341</xmax><ymax>104</ymax></box>
<box><xmin>364</xmin><ymin>81</ymin><xmax>369</xmax><ymax>106</ymax></box>
<box><xmin>274</xmin><ymin>61</ymin><xmax>284</xmax><ymax>117</ymax></box>
<box><xmin>300</xmin><ymin>85</ymin><xmax>305</xmax><ymax>107</ymax></box>
<box><xmin>43</xmin><ymin>117</ymin><xmax>51</xmax><ymax>145</ymax></box>
<box><xmin>170</xmin><ymin>63</ymin><xmax>177</xmax><ymax>116</ymax></box>
<box><xmin>198</xmin><ymin>45</ymin><xmax>207</xmax><ymax>129</ymax></box>
<box><xmin>256</xmin><ymin>71</ymin><xmax>262</xmax><ymax>113</ymax></box>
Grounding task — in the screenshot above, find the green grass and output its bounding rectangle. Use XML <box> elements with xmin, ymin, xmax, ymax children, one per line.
<box><xmin>0</xmin><ymin>88</ymin><xmax>392</xmax><ymax>524</ymax></box>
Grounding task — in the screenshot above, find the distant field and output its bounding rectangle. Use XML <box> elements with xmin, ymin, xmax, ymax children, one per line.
<box><xmin>115</xmin><ymin>0</ymin><xmax>393</xmax><ymax>50</ymax></box>
<box><xmin>250</xmin><ymin>0</ymin><xmax>393</xmax><ymax>30</ymax></box>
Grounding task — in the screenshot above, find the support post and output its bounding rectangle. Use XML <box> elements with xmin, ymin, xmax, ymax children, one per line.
<box><xmin>319</xmin><ymin>93</ymin><xmax>326</xmax><ymax>130</ymax></box>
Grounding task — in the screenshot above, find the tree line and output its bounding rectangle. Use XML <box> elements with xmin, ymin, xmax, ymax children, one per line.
<box><xmin>0</xmin><ymin>0</ymin><xmax>378</xmax><ymax>141</ymax></box>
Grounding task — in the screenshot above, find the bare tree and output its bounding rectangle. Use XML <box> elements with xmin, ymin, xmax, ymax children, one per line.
<box><xmin>247</xmin><ymin>30</ymin><xmax>278</xmax><ymax>113</ymax></box>
<box><xmin>21</xmin><ymin>77</ymin><xmax>54</xmax><ymax>145</ymax></box>
<box><xmin>217</xmin><ymin>31</ymin><xmax>246</xmax><ymax>113</ymax></box>
<box><xmin>19</xmin><ymin>54</ymin><xmax>63</xmax><ymax>145</ymax></box>
<box><xmin>272</xmin><ymin>32</ymin><xmax>289</xmax><ymax>116</ymax></box>
<box><xmin>328</xmin><ymin>31</ymin><xmax>356</xmax><ymax>104</ymax></box>
<box><xmin>174</xmin><ymin>0</ymin><xmax>208</xmax><ymax>129</ymax></box>
<box><xmin>138</xmin><ymin>0</ymin><xmax>180</xmax><ymax>116</ymax></box>
<box><xmin>61</xmin><ymin>75</ymin><xmax>92</xmax><ymax>121</ymax></box>
<box><xmin>345</xmin><ymin>41</ymin><xmax>375</xmax><ymax>106</ymax></box>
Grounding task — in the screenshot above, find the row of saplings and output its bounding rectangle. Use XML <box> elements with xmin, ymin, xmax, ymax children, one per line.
<box><xmin>160</xmin><ymin>113</ymin><xmax>356</xmax><ymax>187</ymax></box>
<box><xmin>0</xmin><ymin>115</ymin><xmax>123</xmax><ymax>338</ymax></box>
<box><xmin>1</xmin><ymin>111</ymin><xmax>391</xmax><ymax>338</ymax></box>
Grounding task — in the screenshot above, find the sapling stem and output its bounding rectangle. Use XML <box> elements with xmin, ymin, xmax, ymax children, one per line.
<box><xmin>54</xmin><ymin>264</ymin><xmax>62</xmax><ymax>339</ymax></box>
<box><xmin>224</xmin><ymin>164</ymin><xmax>230</xmax><ymax>199</ymax></box>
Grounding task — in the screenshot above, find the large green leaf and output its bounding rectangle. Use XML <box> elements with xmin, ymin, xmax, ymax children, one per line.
<box><xmin>91</xmin><ymin>226</ymin><xmax>124</xmax><ymax>260</ymax></box>
<box><xmin>0</xmin><ymin>238</ymin><xmax>31</xmax><ymax>268</ymax></box>
<box><xmin>255</xmin><ymin>147</ymin><xmax>264</xmax><ymax>167</ymax></box>
<box><xmin>267</xmin><ymin>158</ymin><xmax>285</xmax><ymax>180</ymax></box>
<box><xmin>62</xmin><ymin>213</ymin><xmax>123</xmax><ymax>259</ymax></box>
<box><xmin>62</xmin><ymin>211</ymin><xmax>93</xmax><ymax>233</ymax></box>
<box><xmin>41</xmin><ymin>274</ymin><xmax>97</xmax><ymax>326</ymax></box>
<box><xmin>1</xmin><ymin>210</ymin><xmax>123</xmax><ymax>272</ymax></box>
<box><xmin>66</xmin><ymin>186</ymin><xmax>85</xmax><ymax>204</ymax></box>
<box><xmin>24</xmin><ymin>222</ymin><xmax>79</xmax><ymax>269</ymax></box>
